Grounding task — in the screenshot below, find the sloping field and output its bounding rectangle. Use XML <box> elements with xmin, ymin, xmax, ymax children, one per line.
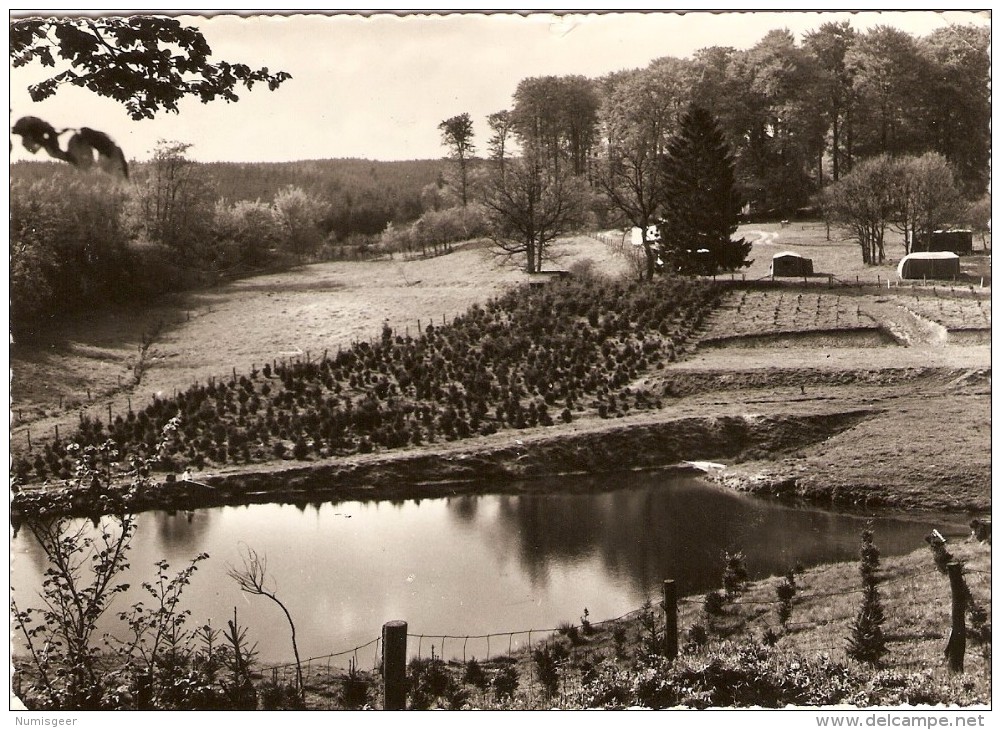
<box><xmin>10</xmin><ymin>236</ymin><xmax>627</xmax><ymax>439</ymax></box>
<box><xmin>9</xmin><ymin>229</ymin><xmax>991</xmax><ymax>515</ymax></box>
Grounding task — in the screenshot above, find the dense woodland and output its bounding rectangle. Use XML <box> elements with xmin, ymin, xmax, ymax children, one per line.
<box><xmin>10</xmin><ymin>22</ymin><xmax>990</xmax><ymax>336</ymax></box>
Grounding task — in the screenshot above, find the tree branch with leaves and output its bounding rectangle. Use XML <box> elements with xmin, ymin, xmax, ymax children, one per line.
<box><xmin>11</xmin><ymin>16</ymin><xmax>291</xmax><ymax>120</ymax></box>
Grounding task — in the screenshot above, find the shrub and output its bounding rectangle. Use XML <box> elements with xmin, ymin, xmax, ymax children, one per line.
<box><xmin>776</xmin><ymin>569</ymin><xmax>797</xmax><ymax>626</ymax></box>
<box><xmin>704</xmin><ymin>590</ymin><xmax>726</xmax><ymax>618</ymax></box>
<box><xmin>532</xmin><ymin>643</ymin><xmax>569</xmax><ymax>698</ymax></box>
<box><xmin>258</xmin><ymin>679</ymin><xmax>305</xmax><ymax>710</ymax></box>
<box><xmin>580</xmin><ymin>607</ymin><xmax>595</xmax><ymax>636</ymax></box>
<box><xmin>408</xmin><ymin>652</ymin><xmax>459</xmax><ymax>710</ymax></box>
<box><xmin>339</xmin><ymin>659</ymin><xmax>370</xmax><ymax>710</ymax></box>
<box><xmin>847</xmin><ymin>529</ymin><xmax>886</xmax><ymax>665</ymax></box>
<box><xmin>491</xmin><ymin>663</ymin><xmax>519</xmax><ymax>701</ymax></box>
<box><xmin>722</xmin><ymin>551</ymin><xmax>749</xmax><ymax>597</ymax></box>
<box><xmin>463</xmin><ymin>658</ymin><xmax>488</xmax><ymax>691</ymax></box>
<box><xmin>556</xmin><ymin>621</ymin><xmax>580</xmax><ymax>645</ymax></box>
<box><xmin>684</xmin><ymin>622</ymin><xmax>710</xmax><ymax>653</ymax></box>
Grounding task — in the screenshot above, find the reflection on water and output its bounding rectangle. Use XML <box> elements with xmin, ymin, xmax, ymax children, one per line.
<box><xmin>11</xmin><ymin>473</ymin><xmax>962</xmax><ymax>663</ymax></box>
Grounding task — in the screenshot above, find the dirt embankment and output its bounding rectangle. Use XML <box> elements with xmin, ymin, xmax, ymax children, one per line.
<box><xmin>12</xmin><ymin>409</ymin><xmax>877</xmax><ymax>520</ymax></box>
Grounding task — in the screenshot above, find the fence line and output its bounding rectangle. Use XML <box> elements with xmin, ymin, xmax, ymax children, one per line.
<box><xmin>677</xmin><ymin>566</ymin><xmax>942</xmax><ymax>608</ymax></box>
<box><xmin>268</xmin><ymin>635</ymin><xmax>381</xmax><ymax>673</ymax></box>
<box><xmin>263</xmin><ymin>559</ymin><xmax>977</xmax><ymax>674</ymax></box>
<box><xmin>246</xmin><ymin>535</ymin><xmax>990</xmax><ymax>709</ymax></box>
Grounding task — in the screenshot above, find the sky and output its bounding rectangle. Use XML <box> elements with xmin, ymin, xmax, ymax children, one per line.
<box><xmin>7</xmin><ymin>9</ymin><xmax>992</xmax><ymax>164</ymax></box>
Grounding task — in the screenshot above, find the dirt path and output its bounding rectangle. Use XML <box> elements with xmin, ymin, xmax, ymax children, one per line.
<box><xmin>743</xmin><ymin>229</ymin><xmax>780</xmax><ymax>247</ymax></box>
<box><xmin>859</xmin><ymin>298</ymin><xmax>948</xmax><ymax>347</ymax></box>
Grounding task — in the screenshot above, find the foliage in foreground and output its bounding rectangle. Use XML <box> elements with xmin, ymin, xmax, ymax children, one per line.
<box><xmin>10</xmin><ymin>433</ymin><xmax>263</xmax><ymax>710</ymax></box>
<box><xmin>575</xmin><ymin>642</ymin><xmax>984</xmax><ymax>709</ymax></box>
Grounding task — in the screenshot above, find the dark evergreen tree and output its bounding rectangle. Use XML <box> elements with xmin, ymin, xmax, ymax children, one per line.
<box><xmin>657</xmin><ymin>105</ymin><xmax>751</xmax><ymax>275</ymax></box>
<box><xmin>847</xmin><ymin>528</ymin><xmax>887</xmax><ymax>665</ymax></box>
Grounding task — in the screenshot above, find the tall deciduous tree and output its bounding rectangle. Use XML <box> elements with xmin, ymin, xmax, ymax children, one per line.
<box><xmin>596</xmin><ymin>66</ymin><xmax>684</xmax><ymax>280</ymax></box>
<box><xmin>964</xmin><ymin>194</ymin><xmax>990</xmax><ymax>250</ymax></box>
<box><xmin>511</xmin><ymin>75</ymin><xmax>599</xmax><ymax>178</ymax></box>
<box><xmin>482</xmin><ymin>149</ymin><xmax>586</xmax><ymax>273</ymax></box>
<box><xmin>486</xmin><ymin>110</ymin><xmax>514</xmax><ymax>175</ymax></box>
<box><xmin>804</xmin><ymin>21</ymin><xmax>858</xmax><ymax>182</ymax></box>
<box><xmin>10</xmin><ymin>16</ymin><xmax>291</xmax><ymax>120</ymax></box>
<box><xmin>845</xmin><ymin>26</ymin><xmax>927</xmax><ymax>160</ymax></box>
<box><xmin>737</xmin><ymin>29</ymin><xmax>827</xmax><ymax>214</ymax></box>
<box><xmin>10</xmin><ymin>172</ymin><xmax>130</xmax><ymax>336</ymax></box>
<box><xmin>131</xmin><ymin>140</ymin><xmax>215</xmax><ymax>253</ymax></box>
<box><xmin>438</xmin><ymin>113</ymin><xmax>476</xmax><ymax>207</ymax></box>
<box><xmin>917</xmin><ymin>25</ymin><xmax>990</xmax><ymax>196</ymax></box>
<box><xmin>819</xmin><ymin>154</ymin><xmax>898</xmax><ymax>264</ymax></box>
<box><xmin>893</xmin><ymin>153</ymin><xmax>964</xmax><ymax>254</ymax></box>
<box><xmin>659</xmin><ymin>105</ymin><xmax>750</xmax><ymax>275</ymax></box>
<box><xmin>271</xmin><ymin>185</ymin><xmax>329</xmax><ymax>256</ymax></box>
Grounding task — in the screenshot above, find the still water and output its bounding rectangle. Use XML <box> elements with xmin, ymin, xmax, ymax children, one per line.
<box><xmin>11</xmin><ymin>472</ymin><xmax>962</xmax><ymax>664</ymax></box>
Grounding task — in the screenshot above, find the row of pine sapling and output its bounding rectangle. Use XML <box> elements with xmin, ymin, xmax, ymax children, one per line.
<box><xmin>12</xmin><ymin>276</ymin><xmax>720</xmax><ymax>485</ymax></box>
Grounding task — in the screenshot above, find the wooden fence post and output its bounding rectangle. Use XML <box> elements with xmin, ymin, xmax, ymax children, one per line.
<box><xmin>383</xmin><ymin>620</ymin><xmax>408</xmax><ymax>710</ymax></box>
<box><xmin>946</xmin><ymin>562</ymin><xmax>966</xmax><ymax>673</ymax></box>
<box><xmin>663</xmin><ymin>580</ymin><xmax>678</xmax><ymax>660</ymax></box>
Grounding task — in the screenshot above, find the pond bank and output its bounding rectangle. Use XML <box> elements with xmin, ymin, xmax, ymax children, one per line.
<box><xmin>13</xmin><ymin>407</ymin><xmax>882</xmax><ymax>521</ymax></box>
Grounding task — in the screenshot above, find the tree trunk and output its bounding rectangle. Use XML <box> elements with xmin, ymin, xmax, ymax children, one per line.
<box><xmin>644</xmin><ymin>243</ymin><xmax>656</xmax><ymax>281</ymax></box>
<box><xmin>832</xmin><ymin>115</ymin><xmax>840</xmax><ymax>182</ymax></box>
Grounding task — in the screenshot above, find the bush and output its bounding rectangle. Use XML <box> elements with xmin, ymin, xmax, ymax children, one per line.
<box><xmin>847</xmin><ymin>529</ymin><xmax>886</xmax><ymax>665</ymax></box>
<box><xmin>463</xmin><ymin>658</ymin><xmax>489</xmax><ymax>691</ymax></box>
<box><xmin>258</xmin><ymin>679</ymin><xmax>304</xmax><ymax>710</ymax></box>
<box><xmin>532</xmin><ymin>643</ymin><xmax>569</xmax><ymax>698</ymax></box>
<box><xmin>408</xmin><ymin>653</ymin><xmax>466</xmax><ymax>710</ymax></box>
<box><xmin>556</xmin><ymin>621</ymin><xmax>580</xmax><ymax>645</ymax></box>
<box><xmin>722</xmin><ymin>551</ymin><xmax>749</xmax><ymax>597</ymax></box>
<box><xmin>776</xmin><ymin>569</ymin><xmax>797</xmax><ymax>626</ymax></box>
<box><xmin>491</xmin><ymin>663</ymin><xmax>519</xmax><ymax>701</ymax></box>
<box><xmin>339</xmin><ymin>659</ymin><xmax>370</xmax><ymax>710</ymax></box>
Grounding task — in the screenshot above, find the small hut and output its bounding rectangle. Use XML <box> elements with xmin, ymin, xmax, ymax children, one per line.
<box><xmin>911</xmin><ymin>230</ymin><xmax>973</xmax><ymax>255</ymax></box>
<box><xmin>770</xmin><ymin>251</ymin><xmax>814</xmax><ymax>277</ymax></box>
<box><xmin>896</xmin><ymin>252</ymin><xmax>961</xmax><ymax>280</ymax></box>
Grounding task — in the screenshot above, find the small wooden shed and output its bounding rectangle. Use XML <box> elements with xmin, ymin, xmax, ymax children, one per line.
<box><xmin>770</xmin><ymin>251</ymin><xmax>814</xmax><ymax>277</ymax></box>
<box><xmin>896</xmin><ymin>252</ymin><xmax>961</xmax><ymax>280</ymax></box>
<box><xmin>911</xmin><ymin>230</ymin><xmax>974</xmax><ymax>255</ymax></box>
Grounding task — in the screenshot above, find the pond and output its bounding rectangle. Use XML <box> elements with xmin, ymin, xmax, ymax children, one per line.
<box><xmin>11</xmin><ymin>472</ymin><xmax>964</xmax><ymax>666</ymax></box>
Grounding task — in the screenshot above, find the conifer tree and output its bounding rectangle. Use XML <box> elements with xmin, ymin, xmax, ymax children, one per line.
<box><xmin>848</xmin><ymin>528</ymin><xmax>887</xmax><ymax>664</ymax></box>
<box><xmin>658</xmin><ymin>105</ymin><xmax>751</xmax><ymax>275</ymax></box>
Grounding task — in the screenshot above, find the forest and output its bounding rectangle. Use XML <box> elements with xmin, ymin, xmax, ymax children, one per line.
<box><xmin>9</xmin><ymin>22</ymin><xmax>990</xmax><ymax>337</ymax></box>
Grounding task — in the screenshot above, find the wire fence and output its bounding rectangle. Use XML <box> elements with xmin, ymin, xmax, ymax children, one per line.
<box><xmin>256</xmin><ymin>542</ymin><xmax>990</xmax><ymax>708</ymax></box>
